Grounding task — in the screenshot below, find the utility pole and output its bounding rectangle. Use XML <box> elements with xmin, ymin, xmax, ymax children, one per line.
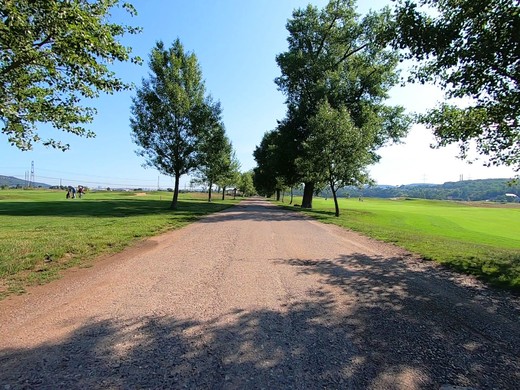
<box><xmin>29</xmin><ymin>161</ymin><xmax>35</xmax><ymax>188</ymax></box>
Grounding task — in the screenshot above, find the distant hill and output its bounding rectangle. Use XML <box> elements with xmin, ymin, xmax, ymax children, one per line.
<box><xmin>330</xmin><ymin>178</ymin><xmax>520</xmax><ymax>202</ymax></box>
<box><xmin>0</xmin><ymin>175</ymin><xmax>51</xmax><ymax>188</ymax></box>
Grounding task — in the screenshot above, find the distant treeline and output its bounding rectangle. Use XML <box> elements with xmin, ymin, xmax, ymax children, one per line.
<box><xmin>0</xmin><ymin>175</ymin><xmax>50</xmax><ymax>189</ymax></box>
<box><xmin>317</xmin><ymin>179</ymin><xmax>520</xmax><ymax>202</ymax></box>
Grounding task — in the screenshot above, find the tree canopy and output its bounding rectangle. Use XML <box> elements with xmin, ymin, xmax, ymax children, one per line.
<box><xmin>299</xmin><ymin>101</ymin><xmax>378</xmax><ymax>216</ymax></box>
<box><xmin>238</xmin><ymin>171</ymin><xmax>255</xmax><ymax>197</ymax></box>
<box><xmin>255</xmin><ymin>0</ymin><xmax>409</xmax><ymax>211</ymax></box>
<box><xmin>195</xmin><ymin>101</ymin><xmax>236</xmax><ymax>202</ymax></box>
<box><xmin>1</xmin><ymin>0</ymin><xmax>141</xmax><ymax>151</ymax></box>
<box><xmin>392</xmin><ymin>0</ymin><xmax>520</xmax><ymax>172</ymax></box>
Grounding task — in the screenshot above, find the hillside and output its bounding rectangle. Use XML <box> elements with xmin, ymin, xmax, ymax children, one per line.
<box><xmin>0</xmin><ymin>175</ymin><xmax>50</xmax><ymax>188</ymax></box>
<box><xmin>333</xmin><ymin>178</ymin><xmax>519</xmax><ymax>202</ymax></box>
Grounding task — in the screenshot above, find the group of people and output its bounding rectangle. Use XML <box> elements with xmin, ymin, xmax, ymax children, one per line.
<box><xmin>66</xmin><ymin>185</ymin><xmax>85</xmax><ymax>199</ymax></box>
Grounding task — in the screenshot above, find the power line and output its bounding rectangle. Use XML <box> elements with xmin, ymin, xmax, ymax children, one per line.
<box><xmin>8</xmin><ymin>174</ymin><xmax>170</xmax><ymax>189</ymax></box>
<box><xmin>32</xmin><ymin>167</ymin><xmax>161</xmax><ymax>183</ymax></box>
<box><xmin>1</xmin><ymin>166</ymin><xmax>162</xmax><ymax>184</ymax></box>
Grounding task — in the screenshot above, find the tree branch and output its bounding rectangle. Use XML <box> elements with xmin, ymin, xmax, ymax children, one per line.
<box><xmin>332</xmin><ymin>42</ymin><xmax>369</xmax><ymax>69</ymax></box>
<box><xmin>0</xmin><ymin>34</ymin><xmax>54</xmax><ymax>77</ymax></box>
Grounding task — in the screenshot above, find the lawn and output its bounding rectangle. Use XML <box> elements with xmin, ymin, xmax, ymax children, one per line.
<box><xmin>0</xmin><ymin>189</ymin><xmax>238</xmax><ymax>298</ymax></box>
<box><xmin>282</xmin><ymin>196</ymin><xmax>520</xmax><ymax>290</ymax></box>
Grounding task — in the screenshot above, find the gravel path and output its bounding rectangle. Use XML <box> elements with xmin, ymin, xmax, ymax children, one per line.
<box><xmin>1</xmin><ymin>199</ymin><xmax>519</xmax><ymax>389</ymax></box>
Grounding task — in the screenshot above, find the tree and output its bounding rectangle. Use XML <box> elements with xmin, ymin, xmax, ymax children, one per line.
<box><xmin>274</xmin><ymin>0</ymin><xmax>409</xmax><ymax>208</ymax></box>
<box><xmin>216</xmin><ymin>151</ymin><xmax>241</xmax><ymax>200</ymax></box>
<box><xmin>392</xmin><ymin>0</ymin><xmax>520</xmax><ymax>172</ymax></box>
<box><xmin>300</xmin><ymin>101</ymin><xmax>377</xmax><ymax>216</ymax></box>
<box><xmin>253</xmin><ymin>130</ymin><xmax>281</xmax><ymax>198</ymax></box>
<box><xmin>130</xmin><ymin>39</ymin><xmax>210</xmax><ymax>210</ymax></box>
<box><xmin>194</xmin><ymin>100</ymin><xmax>233</xmax><ymax>202</ymax></box>
<box><xmin>254</xmin><ymin>118</ymin><xmax>301</xmax><ymax>200</ymax></box>
<box><xmin>238</xmin><ymin>171</ymin><xmax>255</xmax><ymax>197</ymax></box>
<box><xmin>1</xmin><ymin>0</ymin><xmax>141</xmax><ymax>151</ymax></box>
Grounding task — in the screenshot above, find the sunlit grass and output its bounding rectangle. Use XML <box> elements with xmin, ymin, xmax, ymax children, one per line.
<box><xmin>281</xmin><ymin>196</ymin><xmax>520</xmax><ymax>291</ymax></box>
<box><xmin>0</xmin><ymin>189</ymin><xmax>238</xmax><ymax>298</ymax></box>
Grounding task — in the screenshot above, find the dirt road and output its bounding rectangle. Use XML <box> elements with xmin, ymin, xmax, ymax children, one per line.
<box><xmin>1</xmin><ymin>199</ymin><xmax>519</xmax><ymax>389</ymax></box>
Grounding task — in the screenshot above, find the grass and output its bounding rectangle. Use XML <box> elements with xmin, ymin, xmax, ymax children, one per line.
<box><xmin>281</xmin><ymin>196</ymin><xmax>520</xmax><ymax>291</ymax></box>
<box><xmin>0</xmin><ymin>189</ymin><xmax>239</xmax><ymax>298</ymax></box>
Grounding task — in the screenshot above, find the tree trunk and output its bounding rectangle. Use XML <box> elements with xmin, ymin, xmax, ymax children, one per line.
<box><xmin>301</xmin><ymin>182</ymin><xmax>314</xmax><ymax>208</ymax></box>
<box><xmin>170</xmin><ymin>174</ymin><xmax>180</xmax><ymax>210</ymax></box>
<box><xmin>282</xmin><ymin>190</ymin><xmax>285</xmax><ymax>203</ymax></box>
<box><xmin>290</xmin><ymin>187</ymin><xmax>294</xmax><ymax>205</ymax></box>
<box><xmin>233</xmin><ymin>188</ymin><xmax>237</xmax><ymax>199</ymax></box>
<box><xmin>222</xmin><ymin>186</ymin><xmax>226</xmax><ymax>200</ymax></box>
<box><xmin>276</xmin><ymin>189</ymin><xmax>281</xmax><ymax>201</ymax></box>
<box><xmin>208</xmin><ymin>181</ymin><xmax>213</xmax><ymax>202</ymax></box>
<box><xmin>330</xmin><ymin>182</ymin><xmax>340</xmax><ymax>217</ymax></box>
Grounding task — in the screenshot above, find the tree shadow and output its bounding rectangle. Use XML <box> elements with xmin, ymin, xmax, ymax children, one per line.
<box><xmin>279</xmin><ymin>253</ymin><xmax>520</xmax><ymax>388</ymax></box>
<box><xmin>0</xmin><ymin>199</ymin><xmax>232</xmax><ymax>218</ymax></box>
<box><xmin>1</xmin><ymin>253</ymin><xmax>519</xmax><ymax>389</ymax></box>
<box><xmin>197</xmin><ymin>201</ymin><xmax>311</xmax><ymax>224</ymax></box>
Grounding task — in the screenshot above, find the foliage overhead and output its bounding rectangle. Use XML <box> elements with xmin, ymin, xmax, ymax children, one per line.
<box><xmin>0</xmin><ymin>0</ymin><xmax>141</xmax><ymax>151</ymax></box>
<box><xmin>392</xmin><ymin>0</ymin><xmax>520</xmax><ymax>171</ymax></box>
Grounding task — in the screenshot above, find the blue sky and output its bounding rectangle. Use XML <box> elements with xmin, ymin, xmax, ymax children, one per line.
<box><xmin>1</xmin><ymin>0</ymin><xmax>516</xmax><ymax>189</ymax></box>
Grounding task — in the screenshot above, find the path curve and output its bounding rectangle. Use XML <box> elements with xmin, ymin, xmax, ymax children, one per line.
<box><xmin>1</xmin><ymin>199</ymin><xmax>519</xmax><ymax>389</ymax></box>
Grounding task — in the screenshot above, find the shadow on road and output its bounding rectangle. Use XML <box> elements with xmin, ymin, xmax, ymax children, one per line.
<box><xmin>1</xmin><ymin>253</ymin><xmax>519</xmax><ymax>389</ymax></box>
<box><xmin>198</xmin><ymin>201</ymin><xmax>308</xmax><ymax>224</ymax></box>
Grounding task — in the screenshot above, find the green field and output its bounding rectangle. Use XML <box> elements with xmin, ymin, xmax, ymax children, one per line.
<box><xmin>283</xmin><ymin>197</ymin><xmax>520</xmax><ymax>290</ymax></box>
<box><xmin>3</xmin><ymin>191</ymin><xmax>519</xmax><ymax>297</ymax></box>
<box><xmin>0</xmin><ymin>189</ymin><xmax>238</xmax><ymax>298</ymax></box>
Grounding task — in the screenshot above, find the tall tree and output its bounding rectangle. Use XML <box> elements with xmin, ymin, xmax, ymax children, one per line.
<box><xmin>253</xmin><ymin>119</ymin><xmax>302</xmax><ymax>199</ymax></box>
<box><xmin>130</xmin><ymin>39</ymin><xmax>210</xmax><ymax>210</ymax></box>
<box><xmin>253</xmin><ymin>130</ymin><xmax>281</xmax><ymax>198</ymax></box>
<box><xmin>274</xmin><ymin>0</ymin><xmax>409</xmax><ymax>208</ymax></box>
<box><xmin>238</xmin><ymin>171</ymin><xmax>255</xmax><ymax>197</ymax></box>
<box><xmin>195</xmin><ymin>101</ymin><xmax>234</xmax><ymax>202</ymax></box>
<box><xmin>392</xmin><ymin>0</ymin><xmax>520</xmax><ymax>172</ymax></box>
<box><xmin>1</xmin><ymin>0</ymin><xmax>141</xmax><ymax>151</ymax></box>
<box><xmin>300</xmin><ymin>101</ymin><xmax>377</xmax><ymax>216</ymax></box>
<box><xmin>216</xmin><ymin>151</ymin><xmax>241</xmax><ymax>200</ymax></box>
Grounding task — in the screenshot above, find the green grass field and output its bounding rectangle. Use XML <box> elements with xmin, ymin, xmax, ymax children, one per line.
<box><xmin>0</xmin><ymin>189</ymin><xmax>238</xmax><ymax>298</ymax></box>
<box><xmin>3</xmin><ymin>190</ymin><xmax>519</xmax><ymax>297</ymax></box>
<box><xmin>282</xmin><ymin>196</ymin><xmax>520</xmax><ymax>291</ymax></box>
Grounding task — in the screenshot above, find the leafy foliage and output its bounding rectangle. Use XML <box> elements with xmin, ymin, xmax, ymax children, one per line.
<box><xmin>215</xmin><ymin>152</ymin><xmax>241</xmax><ymax>200</ymax></box>
<box><xmin>300</xmin><ymin>101</ymin><xmax>377</xmax><ymax>216</ymax></box>
<box><xmin>0</xmin><ymin>0</ymin><xmax>141</xmax><ymax>150</ymax></box>
<box><xmin>255</xmin><ymin>0</ymin><xmax>409</xmax><ymax>210</ymax></box>
<box><xmin>253</xmin><ymin>130</ymin><xmax>283</xmax><ymax>197</ymax></box>
<box><xmin>238</xmin><ymin>171</ymin><xmax>255</xmax><ymax>197</ymax></box>
<box><xmin>195</xmin><ymin>101</ymin><xmax>236</xmax><ymax>202</ymax></box>
<box><xmin>392</xmin><ymin>0</ymin><xmax>520</xmax><ymax>171</ymax></box>
<box><xmin>130</xmin><ymin>40</ymin><xmax>211</xmax><ymax>209</ymax></box>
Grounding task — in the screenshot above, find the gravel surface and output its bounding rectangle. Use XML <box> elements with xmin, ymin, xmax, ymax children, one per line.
<box><xmin>1</xmin><ymin>199</ymin><xmax>519</xmax><ymax>389</ymax></box>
